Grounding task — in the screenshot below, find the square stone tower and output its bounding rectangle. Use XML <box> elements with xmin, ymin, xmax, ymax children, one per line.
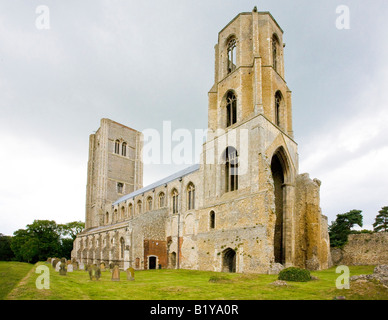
<box><xmin>85</xmin><ymin>118</ymin><xmax>143</xmax><ymax>229</ymax></box>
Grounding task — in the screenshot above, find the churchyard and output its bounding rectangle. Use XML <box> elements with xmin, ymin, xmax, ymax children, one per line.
<box><xmin>1</xmin><ymin>261</ymin><xmax>388</xmax><ymax>300</ymax></box>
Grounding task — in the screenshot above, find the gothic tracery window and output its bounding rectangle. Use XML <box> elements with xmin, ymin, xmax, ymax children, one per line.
<box><xmin>187</xmin><ymin>183</ymin><xmax>195</xmax><ymax>210</ymax></box>
<box><xmin>159</xmin><ymin>192</ymin><xmax>165</xmax><ymax>208</ymax></box>
<box><xmin>272</xmin><ymin>35</ymin><xmax>279</xmax><ymax>73</ymax></box>
<box><xmin>275</xmin><ymin>91</ymin><xmax>282</xmax><ymax>127</ymax></box>
<box><xmin>147</xmin><ymin>196</ymin><xmax>153</xmax><ymax>211</ymax></box>
<box><xmin>227</xmin><ymin>37</ymin><xmax>237</xmax><ymax>74</ymax></box>
<box><xmin>122</xmin><ymin>142</ymin><xmax>127</xmax><ymax>157</ymax></box>
<box><xmin>225</xmin><ymin>147</ymin><xmax>238</xmax><ymax>192</ymax></box>
<box><xmin>226</xmin><ymin>91</ymin><xmax>237</xmax><ymax>127</ymax></box>
<box><xmin>172</xmin><ymin>189</ymin><xmax>179</xmax><ymax>214</ymax></box>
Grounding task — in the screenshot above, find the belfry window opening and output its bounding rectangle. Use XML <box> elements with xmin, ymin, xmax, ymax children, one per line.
<box><xmin>226</xmin><ymin>91</ymin><xmax>237</xmax><ymax>127</ymax></box>
<box><xmin>227</xmin><ymin>38</ymin><xmax>237</xmax><ymax>74</ymax></box>
<box><xmin>225</xmin><ymin>147</ymin><xmax>239</xmax><ymax>192</ymax></box>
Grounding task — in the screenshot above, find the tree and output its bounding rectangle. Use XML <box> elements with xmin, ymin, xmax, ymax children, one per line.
<box><xmin>373</xmin><ymin>206</ymin><xmax>388</xmax><ymax>232</ymax></box>
<box><xmin>58</xmin><ymin>221</ymin><xmax>84</xmax><ymax>240</ymax></box>
<box><xmin>0</xmin><ymin>234</ymin><xmax>14</xmax><ymax>261</ymax></box>
<box><xmin>329</xmin><ymin>210</ymin><xmax>363</xmax><ymax>248</ymax></box>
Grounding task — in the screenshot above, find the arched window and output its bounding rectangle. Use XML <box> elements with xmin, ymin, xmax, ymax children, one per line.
<box><xmin>114</xmin><ymin>209</ymin><xmax>118</xmax><ymax>222</ymax></box>
<box><xmin>172</xmin><ymin>189</ymin><xmax>179</xmax><ymax>214</ymax></box>
<box><xmin>227</xmin><ymin>37</ymin><xmax>237</xmax><ymax>74</ymax></box>
<box><xmin>158</xmin><ymin>192</ymin><xmax>165</xmax><ymax>208</ymax></box>
<box><xmin>226</xmin><ymin>91</ymin><xmax>237</xmax><ymax>127</ymax></box>
<box><xmin>187</xmin><ymin>183</ymin><xmax>195</xmax><ymax>210</ymax></box>
<box><xmin>209</xmin><ymin>211</ymin><xmax>215</xmax><ymax>229</ymax></box>
<box><xmin>120</xmin><ymin>237</ymin><xmax>125</xmax><ymax>259</ymax></box>
<box><xmin>105</xmin><ymin>212</ymin><xmax>109</xmax><ymax>224</ymax></box>
<box><xmin>275</xmin><ymin>91</ymin><xmax>282</xmax><ymax>127</ymax></box>
<box><xmin>117</xmin><ymin>182</ymin><xmax>124</xmax><ymax>194</ymax></box>
<box><xmin>225</xmin><ymin>147</ymin><xmax>238</xmax><ymax>192</ymax></box>
<box><xmin>137</xmin><ymin>200</ymin><xmax>142</xmax><ymax>214</ymax></box>
<box><xmin>128</xmin><ymin>203</ymin><xmax>133</xmax><ymax>218</ymax></box>
<box><xmin>120</xmin><ymin>206</ymin><xmax>125</xmax><ymax>220</ymax></box>
<box><xmin>122</xmin><ymin>142</ymin><xmax>127</xmax><ymax>157</ymax></box>
<box><xmin>115</xmin><ymin>140</ymin><xmax>120</xmax><ymax>154</ymax></box>
<box><xmin>147</xmin><ymin>196</ymin><xmax>153</xmax><ymax>211</ymax></box>
<box><xmin>272</xmin><ymin>34</ymin><xmax>280</xmax><ymax>72</ymax></box>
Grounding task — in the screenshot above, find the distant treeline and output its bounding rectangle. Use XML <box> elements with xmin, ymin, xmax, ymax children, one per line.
<box><xmin>0</xmin><ymin>220</ymin><xmax>84</xmax><ymax>263</ymax></box>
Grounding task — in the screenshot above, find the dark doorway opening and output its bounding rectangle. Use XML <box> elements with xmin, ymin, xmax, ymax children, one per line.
<box><xmin>222</xmin><ymin>248</ymin><xmax>236</xmax><ymax>273</ymax></box>
<box><xmin>271</xmin><ymin>153</ymin><xmax>285</xmax><ymax>265</ymax></box>
<box><xmin>149</xmin><ymin>256</ymin><xmax>156</xmax><ymax>269</ymax></box>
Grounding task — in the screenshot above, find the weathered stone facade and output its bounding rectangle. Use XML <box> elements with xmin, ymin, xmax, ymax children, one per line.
<box><xmin>72</xmin><ymin>8</ymin><xmax>331</xmax><ymax>273</ymax></box>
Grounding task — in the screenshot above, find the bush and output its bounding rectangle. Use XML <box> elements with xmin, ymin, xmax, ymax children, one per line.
<box><xmin>278</xmin><ymin>267</ymin><xmax>311</xmax><ymax>282</ymax></box>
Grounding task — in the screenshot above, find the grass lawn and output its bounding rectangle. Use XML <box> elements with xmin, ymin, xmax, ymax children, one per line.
<box><xmin>2</xmin><ymin>262</ymin><xmax>387</xmax><ymax>300</ymax></box>
<box><xmin>0</xmin><ymin>261</ymin><xmax>35</xmax><ymax>299</ymax></box>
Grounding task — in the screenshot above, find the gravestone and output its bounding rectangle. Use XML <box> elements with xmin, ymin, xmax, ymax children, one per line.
<box><xmin>59</xmin><ymin>263</ymin><xmax>67</xmax><ymax>276</ymax></box>
<box><xmin>52</xmin><ymin>258</ymin><xmax>59</xmax><ymax>269</ymax></box>
<box><xmin>126</xmin><ymin>267</ymin><xmax>135</xmax><ymax>281</ymax></box>
<box><xmin>67</xmin><ymin>264</ymin><xmax>74</xmax><ymax>272</ymax></box>
<box><xmin>47</xmin><ymin>258</ymin><xmax>52</xmax><ymax>264</ymax></box>
<box><xmin>55</xmin><ymin>261</ymin><xmax>61</xmax><ymax>272</ymax></box>
<box><xmin>100</xmin><ymin>262</ymin><xmax>106</xmax><ymax>272</ymax></box>
<box><xmin>109</xmin><ymin>262</ymin><xmax>115</xmax><ymax>271</ymax></box>
<box><xmin>89</xmin><ymin>264</ymin><xmax>101</xmax><ymax>281</ymax></box>
<box><xmin>72</xmin><ymin>262</ymin><xmax>78</xmax><ymax>271</ymax></box>
<box><xmin>111</xmin><ymin>265</ymin><xmax>120</xmax><ymax>281</ymax></box>
<box><xmin>79</xmin><ymin>262</ymin><xmax>85</xmax><ymax>270</ymax></box>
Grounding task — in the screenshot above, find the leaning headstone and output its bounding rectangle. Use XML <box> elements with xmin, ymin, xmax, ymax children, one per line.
<box><xmin>79</xmin><ymin>262</ymin><xmax>85</xmax><ymax>270</ymax></box>
<box><xmin>111</xmin><ymin>265</ymin><xmax>120</xmax><ymax>281</ymax></box>
<box><xmin>59</xmin><ymin>263</ymin><xmax>67</xmax><ymax>276</ymax></box>
<box><xmin>126</xmin><ymin>267</ymin><xmax>135</xmax><ymax>281</ymax></box>
<box><xmin>52</xmin><ymin>259</ymin><xmax>59</xmax><ymax>269</ymax></box>
<box><xmin>89</xmin><ymin>264</ymin><xmax>101</xmax><ymax>281</ymax></box>
<box><xmin>67</xmin><ymin>264</ymin><xmax>74</xmax><ymax>272</ymax></box>
<box><xmin>55</xmin><ymin>261</ymin><xmax>61</xmax><ymax>272</ymax></box>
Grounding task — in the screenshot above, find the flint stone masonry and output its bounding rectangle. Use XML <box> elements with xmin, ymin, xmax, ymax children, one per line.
<box><xmin>331</xmin><ymin>233</ymin><xmax>388</xmax><ymax>266</ymax></box>
<box><xmin>71</xmin><ymin>8</ymin><xmax>331</xmax><ymax>274</ymax></box>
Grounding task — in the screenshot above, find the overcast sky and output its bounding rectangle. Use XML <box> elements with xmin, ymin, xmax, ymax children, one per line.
<box><xmin>0</xmin><ymin>0</ymin><xmax>387</xmax><ymax>236</ymax></box>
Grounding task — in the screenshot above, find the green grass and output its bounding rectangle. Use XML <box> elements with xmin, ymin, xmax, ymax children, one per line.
<box><xmin>2</xmin><ymin>262</ymin><xmax>387</xmax><ymax>300</ymax></box>
<box><xmin>0</xmin><ymin>261</ymin><xmax>35</xmax><ymax>299</ymax></box>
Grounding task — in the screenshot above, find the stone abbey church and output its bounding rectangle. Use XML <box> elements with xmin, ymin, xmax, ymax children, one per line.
<box><xmin>72</xmin><ymin>8</ymin><xmax>331</xmax><ymax>273</ymax></box>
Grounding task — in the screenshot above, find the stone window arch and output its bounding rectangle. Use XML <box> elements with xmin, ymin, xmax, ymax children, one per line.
<box><xmin>158</xmin><ymin>192</ymin><xmax>166</xmax><ymax>208</ymax></box>
<box><xmin>122</xmin><ymin>142</ymin><xmax>127</xmax><ymax>157</ymax></box>
<box><xmin>226</xmin><ymin>91</ymin><xmax>237</xmax><ymax>127</ymax></box>
<box><xmin>128</xmin><ymin>203</ymin><xmax>133</xmax><ymax>218</ymax></box>
<box><xmin>227</xmin><ymin>36</ymin><xmax>237</xmax><ymax>74</ymax></box>
<box><xmin>275</xmin><ymin>90</ymin><xmax>284</xmax><ymax>128</ymax></box>
<box><xmin>209</xmin><ymin>211</ymin><xmax>215</xmax><ymax>229</ymax></box>
<box><xmin>120</xmin><ymin>237</ymin><xmax>125</xmax><ymax>259</ymax></box>
<box><xmin>146</xmin><ymin>196</ymin><xmax>153</xmax><ymax>211</ymax></box>
<box><xmin>223</xmin><ymin>146</ymin><xmax>239</xmax><ymax>192</ymax></box>
<box><xmin>105</xmin><ymin>212</ymin><xmax>109</xmax><ymax>224</ymax></box>
<box><xmin>272</xmin><ymin>34</ymin><xmax>280</xmax><ymax>72</ymax></box>
<box><xmin>187</xmin><ymin>182</ymin><xmax>195</xmax><ymax>210</ymax></box>
<box><xmin>120</xmin><ymin>206</ymin><xmax>125</xmax><ymax>220</ymax></box>
<box><xmin>137</xmin><ymin>200</ymin><xmax>142</xmax><ymax>215</ymax></box>
<box><xmin>172</xmin><ymin>189</ymin><xmax>179</xmax><ymax>214</ymax></box>
<box><xmin>115</xmin><ymin>140</ymin><xmax>120</xmax><ymax>154</ymax></box>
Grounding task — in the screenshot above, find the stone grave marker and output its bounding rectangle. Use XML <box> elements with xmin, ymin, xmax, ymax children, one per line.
<box><xmin>89</xmin><ymin>264</ymin><xmax>101</xmax><ymax>281</ymax></box>
<box><xmin>55</xmin><ymin>261</ymin><xmax>61</xmax><ymax>272</ymax></box>
<box><xmin>100</xmin><ymin>262</ymin><xmax>106</xmax><ymax>272</ymax></box>
<box><xmin>59</xmin><ymin>263</ymin><xmax>67</xmax><ymax>276</ymax></box>
<box><xmin>111</xmin><ymin>265</ymin><xmax>120</xmax><ymax>281</ymax></box>
<box><xmin>126</xmin><ymin>267</ymin><xmax>135</xmax><ymax>281</ymax></box>
<box><xmin>67</xmin><ymin>264</ymin><xmax>74</xmax><ymax>272</ymax></box>
<box><xmin>79</xmin><ymin>262</ymin><xmax>85</xmax><ymax>270</ymax></box>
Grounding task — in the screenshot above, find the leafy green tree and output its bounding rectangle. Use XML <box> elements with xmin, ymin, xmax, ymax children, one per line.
<box><xmin>0</xmin><ymin>234</ymin><xmax>15</xmax><ymax>261</ymax></box>
<box><xmin>329</xmin><ymin>209</ymin><xmax>363</xmax><ymax>248</ymax></box>
<box><xmin>373</xmin><ymin>206</ymin><xmax>388</xmax><ymax>232</ymax></box>
<box><xmin>58</xmin><ymin>221</ymin><xmax>84</xmax><ymax>240</ymax></box>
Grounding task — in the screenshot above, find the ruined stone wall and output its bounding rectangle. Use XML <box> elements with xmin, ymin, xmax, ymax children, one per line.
<box><xmin>294</xmin><ymin>173</ymin><xmax>331</xmax><ymax>270</ymax></box>
<box><xmin>331</xmin><ymin>233</ymin><xmax>388</xmax><ymax>266</ymax></box>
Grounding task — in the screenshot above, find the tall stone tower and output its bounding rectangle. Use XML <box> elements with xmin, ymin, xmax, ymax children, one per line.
<box><xmin>85</xmin><ymin>118</ymin><xmax>143</xmax><ymax>229</ymax></box>
<box><xmin>199</xmin><ymin>8</ymin><xmax>331</xmax><ymax>271</ymax></box>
